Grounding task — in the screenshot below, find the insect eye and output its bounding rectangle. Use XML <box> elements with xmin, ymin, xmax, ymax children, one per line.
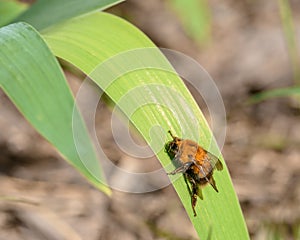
<box><xmin>170</xmin><ymin>142</ymin><xmax>178</xmax><ymax>151</ymax></box>
<box><xmin>169</xmin><ymin>142</ymin><xmax>179</xmax><ymax>154</ymax></box>
<box><xmin>165</xmin><ymin>141</ymin><xmax>178</xmax><ymax>157</ymax></box>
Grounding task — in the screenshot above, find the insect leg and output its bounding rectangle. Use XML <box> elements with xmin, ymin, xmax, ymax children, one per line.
<box><xmin>183</xmin><ymin>173</ymin><xmax>193</xmax><ymax>196</ymax></box>
<box><xmin>191</xmin><ymin>181</ymin><xmax>199</xmax><ymax>217</ymax></box>
<box><xmin>209</xmin><ymin>176</ymin><xmax>219</xmax><ymax>192</ymax></box>
<box><xmin>185</xmin><ymin>174</ymin><xmax>202</xmax><ymax>217</ymax></box>
<box><xmin>194</xmin><ymin>163</ymin><xmax>219</xmax><ymax>191</ymax></box>
<box><xmin>167</xmin><ymin>161</ymin><xmax>193</xmax><ymax>175</ymax></box>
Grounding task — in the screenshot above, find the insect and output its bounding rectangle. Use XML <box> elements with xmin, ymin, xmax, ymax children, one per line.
<box><xmin>165</xmin><ymin>130</ymin><xmax>223</xmax><ymax>216</ymax></box>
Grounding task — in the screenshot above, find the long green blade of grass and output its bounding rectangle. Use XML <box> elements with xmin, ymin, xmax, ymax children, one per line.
<box><xmin>278</xmin><ymin>0</ymin><xmax>300</xmax><ymax>84</ymax></box>
<box><xmin>167</xmin><ymin>0</ymin><xmax>211</xmax><ymax>44</ymax></box>
<box><xmin>249</xmin><ymin>86</ymin><xmax>300</xmax><ymax>103</ymax></box>
<box><xmin>43</xmin><ymin>12</ymin><xmax>249</xmax><ymax>239</ymax></box>
<box><xmin>12</xmin><ymin>0</ymin><xmax>124</xmax><ymax>30</ymax></box>
<box><xmin>0</xmin><ymin>22</ymin><xmax>110</xmax><ymax>195</ymax></box>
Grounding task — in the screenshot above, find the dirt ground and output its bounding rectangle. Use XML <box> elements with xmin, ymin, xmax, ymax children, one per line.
<box><xmin>0</xmin><ymin>0</ymin><xmax>300</xmax><ymax>239</ymax></box>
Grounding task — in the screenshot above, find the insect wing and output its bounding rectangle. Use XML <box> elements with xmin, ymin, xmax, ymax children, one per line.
<box><xmin>206</xmin><ymin>151</ymin><xmax>223</xmax><ymax>171</ymax></box>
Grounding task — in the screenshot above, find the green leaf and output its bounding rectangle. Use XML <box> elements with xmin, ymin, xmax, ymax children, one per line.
<box><xmin>0</xmin><ymin>22</ymin><xmax>110</xmax><ymax>195</ymax></box>
<box><xmin>43</xmin><ymin>12</ymin><xmax>249</xmax><ymax>239</ymax></box>
<box><xmin>249</xmin><ymin>86</ymin><xmax>300</xmax><ymax>103</ymax></box>
<box><xmin>12</xmin><ymin>0</ymin><xmax>125</xmax><ymax>30</ymax></box>
<box><xmin>0</xmin><ymin>0</ymin><xmax>28</xmax><ymax>27</ymax></box>
<box><xmin>167</xmin><ymin>0</ymin><xmax>211</xmax><ymax>44</ymax></box>
<box><xmin>278</xmin><ymin>0</ymin><xmax>300</xmax><ymax>84</ymax></box>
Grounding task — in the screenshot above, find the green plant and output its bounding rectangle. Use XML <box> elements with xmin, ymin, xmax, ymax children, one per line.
<box><xmin>278</xmin><ymin>0</ymin><xmax>300</xmax><ymax>85</ymax></box>
<box><xmin>167</xmin><ymin>0</ymin><xmax>211</xmax><ymax>44</ymax></box>
<box><xmin>0</xmin><ymin>0</ymin><xmax>249</xmax><ymax>239</ymax></box>
<box><xmin>250</xmin><ymin>0</ymin><xmax>300</xmax><ymax>103</ymax></box>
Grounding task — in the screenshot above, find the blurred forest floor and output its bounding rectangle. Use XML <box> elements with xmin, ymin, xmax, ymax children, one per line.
<box><xmin>0</xmin><ymin>0</ymin><xmax>300</xmax><ymax>239</ymax></box>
